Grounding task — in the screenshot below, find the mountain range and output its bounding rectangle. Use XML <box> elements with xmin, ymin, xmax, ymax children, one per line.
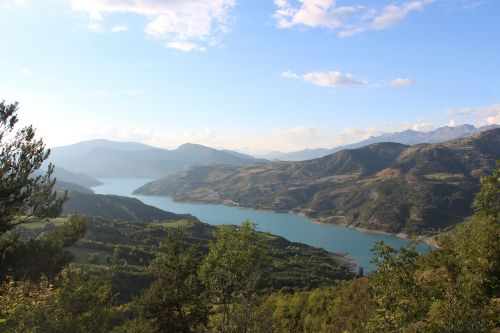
<box><xmin>260</xmin><ymin>124</ymin><xmax>499</xmax><ymax>161</ymax></box>
<box><xmin>48</xmin><ymin>139</ymin><xmax>267</xmax><ymax>179</ymax></box>
<box><xmin>135</xmin><ymin>128</ymin><xmax>500</xmax><ymax>234</ymax></box>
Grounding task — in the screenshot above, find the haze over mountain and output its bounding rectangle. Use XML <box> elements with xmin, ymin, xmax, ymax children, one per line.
<box><xmin>261</xmin><ymin>124</ymin><xmax>499</xmax><ymax>161</ymax></box>
<box><xmin>48</xmin><ymin>139</ymin><xmax>267</xmax><ymax>179</ymax></box>
<box><xmin>31</xmin><ymin>166</ymin><xmax>102</xmax><ymax>195</ymax></box>
<box><xmin>136</xmin><ymin>129</ymin><xmax>500</xmax><ymax>234</ymax></box>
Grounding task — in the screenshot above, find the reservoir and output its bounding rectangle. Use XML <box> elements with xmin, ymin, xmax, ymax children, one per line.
<box><xmin>93</xmin><ymin>178</ymin><xmax>431</xmax><ymax>272</ymax></box>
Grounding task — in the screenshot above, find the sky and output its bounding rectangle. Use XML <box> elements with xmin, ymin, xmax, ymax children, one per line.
<box><xmin>1</xmin><ymin>0</ymin><xmax>499</xmax><ymax>154</ymax></box>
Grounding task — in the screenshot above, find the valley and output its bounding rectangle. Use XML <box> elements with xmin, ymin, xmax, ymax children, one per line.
<box><xmin>93</xmin><ymin>178</ymin><xmax>430</xmax><ymax>272</ymax></box>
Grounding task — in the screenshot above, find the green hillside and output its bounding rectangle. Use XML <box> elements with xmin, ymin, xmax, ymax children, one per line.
<box><xmin>17</xmin><ymin>215</ymin><xmax>353</xmax><ymax>302</ymax></box>
<box><xmin>63</xmin><ymin>192</ymin><xmax>193</xmax><ymax>223</ymax></box>
<box><xmin>136</xmin><ymin>129</ymin><xmax>500</xmax><ymax>234</ymax></box>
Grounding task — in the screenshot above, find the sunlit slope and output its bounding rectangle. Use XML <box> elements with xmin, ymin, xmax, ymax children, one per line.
<box><xmin>136</xmin><ymin>129</ymin><xmax>500</xmax><ymax>233</ymax></box>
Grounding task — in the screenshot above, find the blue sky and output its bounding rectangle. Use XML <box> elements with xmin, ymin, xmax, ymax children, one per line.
<box><xmin>1</xmin><ymin>0</ymin><xmax>499</xmax><ymax>153</ymax></box>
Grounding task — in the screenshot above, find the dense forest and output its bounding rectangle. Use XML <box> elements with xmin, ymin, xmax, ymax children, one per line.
<box><xmin>1</xmin><ymin>102</ymin><xmax>499</xmax><ymax>332</ymax></box>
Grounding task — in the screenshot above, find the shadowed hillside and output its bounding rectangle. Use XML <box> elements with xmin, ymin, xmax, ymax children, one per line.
<box><xmin>63</xmin><ymin>192</ymin><xmax>193</xmax><ymax>222</ymax></box>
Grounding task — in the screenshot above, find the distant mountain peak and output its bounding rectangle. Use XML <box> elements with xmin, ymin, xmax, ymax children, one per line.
<box><xmin>176</xmin><ymin>143</ymin><xmax>214</xmax><ymax>151</ymax></box>
<box><xmin>262</xmin><ymin>123</ymin><xmax>498</xmax><ymax>161</ymax></box>
<box><xmin>49</xmin><ymin>139</ymin><xmax>266</xmax><ymax>179</ymax></box>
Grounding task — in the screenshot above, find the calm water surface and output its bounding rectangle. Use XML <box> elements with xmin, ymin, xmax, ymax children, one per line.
<box><xmin>93</xmin><ymin>178</ymin><xmax>430</xmax><ymax>272</ymax></box>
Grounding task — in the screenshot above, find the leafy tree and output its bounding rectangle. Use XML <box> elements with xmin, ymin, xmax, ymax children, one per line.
<box><xmin>367</xmin><ymin>163</ymin><xmax>500</xmax><ymax>332</ymax></box>
<box><xmin>473</xmin><ymin>161</ymin><xmax>499</xmax><ymax>219</ymax></box>
<box><xmin>136</xmin><ymin>229</ymin><xmax>209</xmax><ymax>333</ymax></box>
<box><xmin>0</xmin><ymin>266</ymin><xmax>114</xmax><ymax>333</ymax></box>
<box><xmin>199</xmin><ymin>221</ymin><xmax>269</xmax><ymax>333</ymax></box>
<box><xmin>252</xmin><ymin>278</ymin><xmax>373</xmax><ymax>333</ymax></box>
<box><xmin>0</xmin><ymin>101</ymin><xmax>65</xmax><ymax>234</ymax></box>
<box><xmin>0</xmin><ymin>216</ymin><xmax>87</xmax><ymax>280</ymax></box>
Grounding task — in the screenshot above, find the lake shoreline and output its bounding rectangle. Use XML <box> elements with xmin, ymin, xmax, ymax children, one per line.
<box><xmin>307</xmin><ymin>217</ymin><xmax>439</xmax><ymax>248</ymax></box>
<box><xmin>141</xmin><ymin>193</ymin><xmax>440</xmax><ymax>249</ymax></box>
<box><xmin>95</xmin><ymin>179</ymin><xmax>432</xmax><ymax>272</ymax></box>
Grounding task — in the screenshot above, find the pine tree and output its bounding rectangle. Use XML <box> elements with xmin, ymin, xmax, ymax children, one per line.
<box><xmin>0</xmin><ymin>101</ymin><xmax>65</xmax><ymax>234</ymax></box>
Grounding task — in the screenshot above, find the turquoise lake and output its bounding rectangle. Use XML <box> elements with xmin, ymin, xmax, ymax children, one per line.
<box><xmin>93</xmin><ymin>178</ymin><xmax>431</xmax><ymax>272</ymax></box>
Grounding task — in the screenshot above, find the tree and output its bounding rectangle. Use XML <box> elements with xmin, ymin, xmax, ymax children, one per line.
<box><xmin>473</xmin><ymin>160</ymin><xmax>499</xmax><ymax>219</ymax></box>
<box><xmin>367</xmin><ymin>163</ymin><xmax>500</xmax><ymax>332</ymax></box>
<box><xmin>199</xmin><ymin>221</ymin><xmax>269</xmax><ymax>333</ymax></box>
<box><xmin>0</xmin><ymin>266</ymin><xmax>115</xmax><ymax>333</ymax></box>
<box><xmin>0</xmin><ymin>101</ymin><xmax>65</xmax><ymax>234</ymax></box>
<box><xmin>136</xmin><ymin>229</ymin><xmax>209</xmax><ymax>333</ymax></box>
<box><xmin>0</xmin><ymin>215</ymin><xmax>87</xmax><ymax>280</ymax></box>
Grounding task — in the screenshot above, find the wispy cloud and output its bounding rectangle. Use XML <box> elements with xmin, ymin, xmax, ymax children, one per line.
<box><xmin>1</xmin><ymin>0</ymin><xmax>26</xmax><ymax>9</ymax></box>
<box><xmin>19</xmin><ymin>68</ymin><xmax>32</xmax><ymax>76</ymax></box>
<box><xmin>86</xmin><ymin>23</ymin><xmax>103</xmax><ymax>32</ymax></box>
<box><xmin>236</xmin><ymin>118</ymin><xmax>437</xmax><ymax>153</ymax></box>
<box><xmin>166</xmin><ymin>41</ymin><xmax>206</xmax><ymax>53</ymax></box>
<box><xmin>282</xmin><ymin>70</ymin><xmax>414</xmax><ymax>88</ymax></box>
<box><xmin>389</xmin><ymin>78</ymin><xmax>415</xmax><ymax>87</ymax></box>
<box><xmin>445</xmin><ymin>104</ymin><xmax>500</xmax><ymax>125</ymax></box>
<box><xmin>110</xmin><ymin>25</ymin><xmax>128</xmax><ymax>33</ymax></box>
<box><xmin>71</xmin><ymin>0</ymin><xmax>237</xmax><ymax>52</ymax></box>
<box><xmin>63</xmin><ymin>90</ymin><xmax>144</xmax><ymax>97</ymax></box>
<box><xmin>273</xmin><ymin>0</ymin><xmax>434</xmax><ymax>38</ymax></box>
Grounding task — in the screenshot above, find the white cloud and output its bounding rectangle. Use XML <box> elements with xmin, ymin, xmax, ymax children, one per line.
<box><xmin>447</xmin><ymin>119</ymin><xmax>457</xmax><ymax>127</ymax></box>
<box><xmin>252</xmin><ymin>118</ymin><xmax>440</xmax><ymax>153</ymax></box>
<box><xmin>86</xmin><ymin>23</ymin><xmax>103</xmax><ymax>32</ymax></box>
<box><xmin>1</xmin><ymin>0</ymin><xmax>26</xmax><ymax>9</ymax></box>
<box><xmin>71</xmin><ymin>0</ymin><xmax>236</xmax><ymax>51</ymax></box>
<box><xmin>302</xmin><ymin>70</ymin><xmax>367</xmax><ymax>87</ymax></box>
<box><xmin>445</xmin><ymin>104</ymin><xmax>500</xmax><ymax>117</ymax></box>
<box><xmin>389</xmin><ymin>78</ymin><xmax>415</xmax><ymax>87</ymax></box>
<box><xmin>63</xmin><ymin>89</ymin><xmax>143</xmax><ymax>97</ymax></box>
<box><xmin>445</xmin><ymin>104</ymin><xmax>500</xmax><ymax>126</ymax></box>
<box><xmin>110</xmin><ymin>25</ymin><xmax>128</xmax><ymax>33</ymax></box>
<box><xmin>273</xmin><ymin>0</ymin><xmax>434</xmax><ymax>38</ymax></box>
<box><xmin>282</xmin><ymin>70</ymin><xmax>300</xmax><ymax>79</ymax></box>
<box><xmin>283</xmin><ymin>70</ymin><xmax>414</xmax><ymax>88</ymax></box>
<box><xmin>371</xmin><ymin>1</ymin><xmax>431</xmax><ymax>30</ymax></box>
<box><xmin>166</xmin><ymin>41</ymin><xmax>206</xmax><ymax>52</ymax></box>
<box><xmin>19</xmin><ymin>68</ymin><xmax>32</xmax><ymax>76</ymax></box>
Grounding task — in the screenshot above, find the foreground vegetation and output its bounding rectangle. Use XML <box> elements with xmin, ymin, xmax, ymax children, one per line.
<box><xmin>1</xmin><ymin>102</ymin><xmax>498</xmax><ymax>332</ymax></box>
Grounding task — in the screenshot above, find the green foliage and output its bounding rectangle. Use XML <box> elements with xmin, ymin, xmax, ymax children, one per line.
<box><xmin>0</xmin><ymin>215</ymin><xmax>87</xmax><ymax>280</ymax></box>
<box><xmin>199</xmin><ymin>221</ymin><xmax>270</xmax><ymax>332</ymax></box>
<box><xmin>251</xmin><ymin>278</ymin><xmax>373</xmax><ymax>333</ymax></box>
<box><xmin>4</xmin><ymin>102</ymin><xmax>495</xmax><ymax>332</ymax></box>
<box><xmin>473</xmin><ymin>160</ymin><xmax>499</xmax><ymax>219</ymax></box>
<box><xmin>0</xmin><ymin>275</ymin><xmax>56</xmax><ymax>332</ymax></box>
<box><xmin>249</xmin><ymin>164</ymin><xmax>499</xmax><ymax>333</ymax></box>
<box><xmin>135</xmin><ymin>229</ymin><xmax>209</xmax><ymax>333</ymax></box>
<box><xmin>365</xmin><ymin>163</ymin><xmax>500</xmax><ymax>332</ymax></box>
<box><xmin>0</xmin><ymin>101</ymin><xmax>66</xmax><ymax>235</ymax></box>
<box><xmin>0</xmin><ymin>266</ymin><xmax>114</xmax><ymax>333</ymax></box>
